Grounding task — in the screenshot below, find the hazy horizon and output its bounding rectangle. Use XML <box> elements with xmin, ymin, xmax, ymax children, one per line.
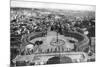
<box><xmin>11</xmin><ymin>0</ymin><xmax>96</xmax><ymax>12</ymax></box>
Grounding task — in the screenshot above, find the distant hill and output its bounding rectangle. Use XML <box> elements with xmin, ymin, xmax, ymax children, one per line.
<box><xmin>11</xmin><ymin>7</ymin><xmax>95</xmax><ymax>17</ymax></box>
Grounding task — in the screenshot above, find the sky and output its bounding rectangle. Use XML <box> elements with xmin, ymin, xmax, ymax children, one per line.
<box><xmin>11</xmin><ymin>0</ymin><xmax>96</xmax><ymax>11</ymax></box>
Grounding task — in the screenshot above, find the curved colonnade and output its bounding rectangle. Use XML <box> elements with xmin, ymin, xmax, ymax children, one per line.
<box><xmin>21</xmin><ymin>31</ymin><xmax>89</xmax><ymax>52</ymax></box>
<box><xmin>13</xmin><ymin>31</ymin><xmax>89</xmax><ymax>65</ymax></box>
